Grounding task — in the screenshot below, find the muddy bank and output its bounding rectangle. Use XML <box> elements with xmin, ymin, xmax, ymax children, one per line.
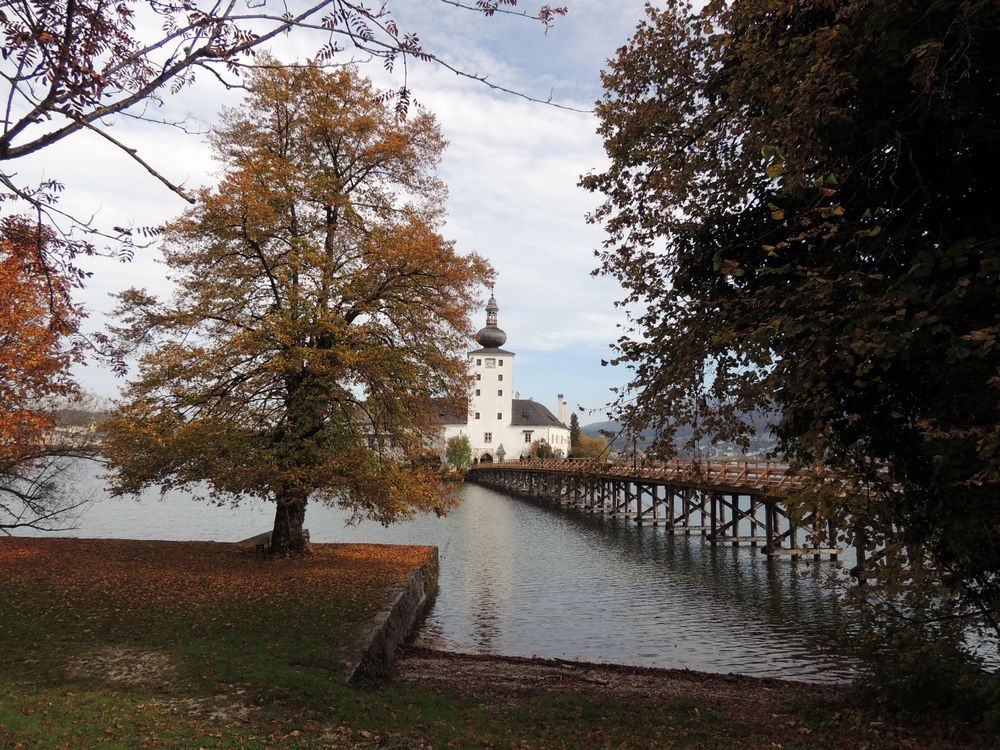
<box><xmin>394</xmin><ymin>645</ymin><xmax>843</xmax><ymax>716</ymax></box>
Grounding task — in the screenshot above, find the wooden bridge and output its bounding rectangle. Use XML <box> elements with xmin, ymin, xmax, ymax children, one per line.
<box><xmin>468</xmin><ymin>458</ymin><xmax>850</xmax><ymax>562</ymax></box>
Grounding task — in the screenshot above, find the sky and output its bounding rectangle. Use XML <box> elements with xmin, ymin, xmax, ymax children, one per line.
<box><xmin>20</xmin><ymin>0</ymin><xmax>652</xmax><ymax>424</ymax></box>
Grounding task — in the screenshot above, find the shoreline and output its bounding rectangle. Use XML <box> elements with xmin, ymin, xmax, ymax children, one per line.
<box><xmin>393</xmin><ymin>644</ymin><xmax>846</xmax><ymax>709</ymax></box>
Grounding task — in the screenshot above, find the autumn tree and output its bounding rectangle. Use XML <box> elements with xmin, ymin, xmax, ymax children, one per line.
<box><xmin>584</xmin><ymin>0</ymin><xmax>1000</xmax><ymax>642</ymax></box>
<box><xmin>525</xmin><ymin>439</ymin><xmax>554</xmax><ymax>460</ymax></box>
<box><xmin>570</xmin><ymin>434</ymin><xmax>607</xmax><ymax>460</ymax></box>
<box><xmin>445</xmin><ymin>434</ymin><xmax>473</xmax><ymax>472</ymax></box>
<box><xmin>0</xmin><ymin>217</ymin><xmax>94</xmax><ymax>532</ymax></box>
<box><xmin>104</xmin><ymin>63</ymin><xmax>491</xmax><ymax>553</ymax></box>
<box><xmin>1</xmin><ymin>2</ymin><xmax>569</xmax><ymax>534</ymax></box>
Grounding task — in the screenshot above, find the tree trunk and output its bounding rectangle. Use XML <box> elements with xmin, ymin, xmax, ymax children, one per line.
<box><xmin>270</xmin><ymin>496</ymin><xmax>307</xmax><ymax>555</ymax></box>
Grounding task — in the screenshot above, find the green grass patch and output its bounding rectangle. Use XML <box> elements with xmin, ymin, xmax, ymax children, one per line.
<box><xmin>0</xmin><ymin>537</ymin><xmax>990</xmax><ymax>749</ymax></box>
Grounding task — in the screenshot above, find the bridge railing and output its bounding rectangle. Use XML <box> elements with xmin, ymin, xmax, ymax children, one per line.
<box><xmin>469</xmin><ymin>457</ymin><xmax>820</xmax><ymax>492</ymax></box>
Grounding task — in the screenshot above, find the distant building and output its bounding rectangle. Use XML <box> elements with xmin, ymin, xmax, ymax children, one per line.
<box><xmin>440</xmin><ymin>293</ymin><xmax>570</xmax><ymax>461</ymax></box>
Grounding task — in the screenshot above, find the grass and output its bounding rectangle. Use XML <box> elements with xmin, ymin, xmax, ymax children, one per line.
<box><xmin>0</xmin><ymin>537</ymin><xmax>991</xmax><ymax>749</ymax></box>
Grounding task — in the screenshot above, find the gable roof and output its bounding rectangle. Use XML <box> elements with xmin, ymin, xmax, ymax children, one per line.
<box><xmin>511</xmin><ymin>399</ymin><xmax>566</xmax><ymax>428</ymax></box>
<box><xmin>431</xmin><ymin>397</ymin><xmax>467</xmax><ymax>425</ymax></box>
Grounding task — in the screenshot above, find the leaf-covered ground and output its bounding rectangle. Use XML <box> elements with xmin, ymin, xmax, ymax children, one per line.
<box><xmin>0</xmin><ymin>537</ymin><xmax>990</xmax><ymax>748</ymax></box>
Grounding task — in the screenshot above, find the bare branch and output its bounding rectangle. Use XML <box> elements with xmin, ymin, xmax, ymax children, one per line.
<box><xmin>79</xmin><ymin>120</ymin><xmax>196</xmax><ymax>203</ymax></box>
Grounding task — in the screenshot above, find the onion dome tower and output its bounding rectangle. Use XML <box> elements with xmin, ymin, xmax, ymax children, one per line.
<box><xmin>474</xmin><ymin>292</ymin><xmax>507</xmax><ymax>349</ymax></box>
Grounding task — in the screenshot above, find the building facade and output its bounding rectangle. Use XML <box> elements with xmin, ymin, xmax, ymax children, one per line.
<box><xmin>441</xmin><ymin>294</ymin><xmax>570</xmax><ymax>461</ymax></box>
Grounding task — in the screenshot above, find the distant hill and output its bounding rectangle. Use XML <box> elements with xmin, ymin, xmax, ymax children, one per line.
<box><xmin>581</xmin><ymin>413</ymin><xmax>779</xmax><ymax>459</ymax></box>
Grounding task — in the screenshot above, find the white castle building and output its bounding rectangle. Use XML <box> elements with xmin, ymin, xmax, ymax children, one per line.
<box><xmin>440</xmin><ymin>293</ymin><xmax>571</xmax><ymax>462</ymax></box>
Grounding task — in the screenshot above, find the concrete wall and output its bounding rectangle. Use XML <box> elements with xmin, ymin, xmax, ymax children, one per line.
<box><xmin>343</xmin><ymin>548</ymin><xmax>439</xmax><ymax>682</ymax></box>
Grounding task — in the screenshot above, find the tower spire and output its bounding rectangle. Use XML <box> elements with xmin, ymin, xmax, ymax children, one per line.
<box><xmin>475</xmin><ymin>288</ymin><xmax>507</xmax><ymax>348</ymax></box>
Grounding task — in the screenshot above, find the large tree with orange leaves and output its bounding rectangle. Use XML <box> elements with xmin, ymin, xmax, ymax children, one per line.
<box><xmin>0</xmin><ymin>217</ymin><xmax>91</xmax><ymax>532</ymax></box>
<box><xmin>104</xmin><ymin>63</ymin><xmax>490</xmax><ymax>552</ymax></box>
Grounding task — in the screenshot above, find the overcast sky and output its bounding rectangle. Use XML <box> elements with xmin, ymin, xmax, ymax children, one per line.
<box><xmin>26</xmin><ymin>0</ymin><xmax>651</xmax><ymax>423</ymax></box>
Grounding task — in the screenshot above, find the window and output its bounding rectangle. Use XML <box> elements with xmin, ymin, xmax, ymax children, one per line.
<box><xmin>485</xmin><ymin>357</ymin><xmax>496</xmax><ymax>368</ymax></box>
<box><xmin>524</xmin><ymin>431</ymin><xmax>533</xmax><ymax>443</ymax></box>
<box><xmin>484</xmin><ymin>432</ymin><xmax>492</xmax><ymax>443</ymax></box>
<box><xmin>476</xmin><ymin>358</ymin><xmax>482</xmax><ymax>366</ymax></box>
<box><xmin>474</xmin><ymin>412</ymin><xmax>480</xmax><ymax>420</ymax></box>
<box><xmin>498</xmin><ymin>389</ymin><xmax>503</xmax><ymax>396</ymax></box>
<box><xmin>498</xmin><ymin>359</ymin><xmax>504</xmax><ymax>366</ymax></box>
<box><xmin>498</xmin><ymin>374</ymin><xmax>503</xmax><ymax>381</ymax></box>
<box><xmin>475</xmin><ymin>389</ymin><xmax>481</xmax><ymax>396</ymax></box>
<box><xmin>497</xmin><ymin>412</ymin><xmax>502</xmax><ymax>420</ymax></box>
<box><xmin>476</xmin><ymin>373</ymin><xmax>481</xmax><ymax>381</ymax></box>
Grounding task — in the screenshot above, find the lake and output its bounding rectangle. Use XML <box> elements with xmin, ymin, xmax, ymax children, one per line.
<box><xmin>23</xmin><ymin>462</ymin><xmax>855</xmax><ymax>681</ymax></box>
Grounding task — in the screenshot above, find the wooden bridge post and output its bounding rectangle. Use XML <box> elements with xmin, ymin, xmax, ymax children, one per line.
<box><xmin>709</xmin><ymin>492</ymin><xmax>718</xmax><ymax>544</ymax></box>
<box><xmin>764</xmin><ymin>501</ymin><xmax>775</xmax><ymax>555</ymax></box>
<box><xmin>853</xmin><ymin>523</ymin><xmax>867</xmax><ymax>582</ymax></box>
<box><xmin>731</xmin><ymin>495</ymin><xmax>740</xmax><ymax>546</ymax></box>
<box><xmin>788</xmin><ymin>513</ymin><xmax>799</xmax><ymax>561</ymax></box>
<box><xmin>812</xmin><ymin>516</ymin><xmax>822</xmax><ymax>561</ymax></box>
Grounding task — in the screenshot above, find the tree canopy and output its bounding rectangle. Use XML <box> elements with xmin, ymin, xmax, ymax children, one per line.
<box><xmin>570</xmin><ymin>434</ymin><xmax>607</xmax><ymax>460</ymax></box>
<box><xmin>0</xmin><ymin>217</ymin><xmax>93</xmax><ymax>532</ymax></box>
<box><xmin>525</xmin><ymin>439</ymin><xmax>555</xmax><ymax>460</ymax></box>
<box><xmin>583</xmin><ymin>0</ymin><xmax>1000</xmax><ymax>631</ymax></box>
<box><xmin>445</xmin><ymin>434</ymin><xmax>473</xmax><ymax>472</ymax></box>
<box><xmin>104</xmin><ymin>63</ymin><xmax>490</xmax><ymax>552</ymax></box>
<box><xmin>569</xmin><ymin>412</ymin><xmax>581</xmax><ymax>448</ymax></box>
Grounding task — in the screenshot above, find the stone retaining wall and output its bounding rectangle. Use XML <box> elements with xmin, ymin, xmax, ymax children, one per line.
<box><xmin>343</xmin><ymin>548</ymin><xmax>439</xmax><ymax>682</ymax></box>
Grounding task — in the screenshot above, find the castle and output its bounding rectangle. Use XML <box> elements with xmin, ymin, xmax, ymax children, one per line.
<box><xmin>439</xmin><ymin>293</ymin><xmax>570</xmax><ymax>462</ymax></box>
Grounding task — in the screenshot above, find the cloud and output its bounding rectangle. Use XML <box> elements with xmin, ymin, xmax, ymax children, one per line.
<box><xmin>31</xmin><ymin>0</ymin><xmax>649</xmax><ymax>412</ymax></box>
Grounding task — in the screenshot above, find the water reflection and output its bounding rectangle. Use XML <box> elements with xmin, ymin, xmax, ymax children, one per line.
<box><xmin>439</xmin><ymin>486</ymin><xmax>853</xmax><ymax>681</ymax></box>
<box><xmin>24</xmin><ymin>463</ymin><xmax>855</xmax><ymax>681</ymax></box>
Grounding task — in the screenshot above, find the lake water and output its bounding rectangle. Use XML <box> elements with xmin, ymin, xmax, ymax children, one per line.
<box><xmin>23</xmin><ymin>462</ymin><xmax>855</xmax><ymax>682</ymax></box>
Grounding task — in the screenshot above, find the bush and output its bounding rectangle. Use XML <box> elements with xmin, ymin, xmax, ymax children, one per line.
<box><xmin>852</xmin><ymin>602</ymin><xmax>1000</xmax><ymax>730</ymax></box>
